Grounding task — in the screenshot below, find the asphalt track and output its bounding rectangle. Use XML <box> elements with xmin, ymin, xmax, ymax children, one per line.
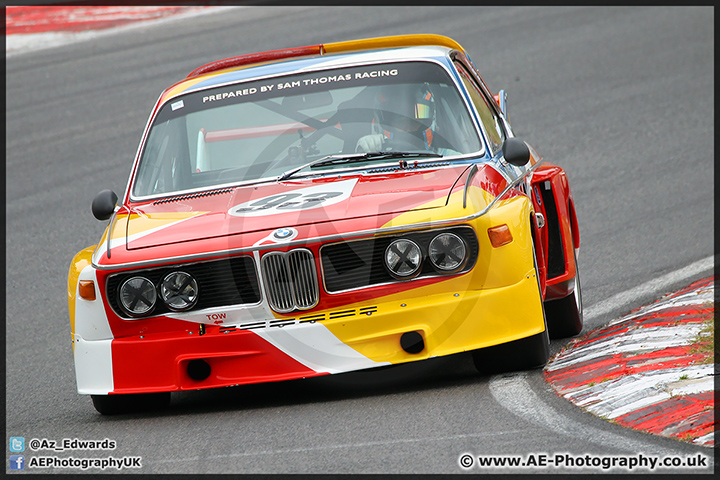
<box><xmin>5</xmin><ymin>6</ymin><xmax>714</xmax><ymax>474</ymax></box>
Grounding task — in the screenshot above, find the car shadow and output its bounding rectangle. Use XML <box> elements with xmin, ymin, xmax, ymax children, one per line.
<box><xmin>96</xmin><ymin>351</ymin><xmax>498</xmax><ymax>419</ymax></box>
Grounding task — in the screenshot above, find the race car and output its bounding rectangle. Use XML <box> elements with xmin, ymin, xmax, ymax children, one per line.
<box><xmin>68</xmin><ymin>34</ymin><xmax>582</xmax><ymax>415</ymax></box>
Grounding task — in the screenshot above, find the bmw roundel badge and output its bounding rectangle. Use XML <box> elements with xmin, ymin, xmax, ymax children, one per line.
<box><xmin>273</xmin><ymin>227</ymin><xmax>297</xmax><ymax>240</ymax></box>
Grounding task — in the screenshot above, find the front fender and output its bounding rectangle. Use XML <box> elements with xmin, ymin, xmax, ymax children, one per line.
<box><xmin>531</xmin><ymin>163</ymin><xmax>578</xmax><ymax>299</ymax></box>
<box><xmin>68</xmin><ymin>245</ymin><xmax>96</xmax><ymax>346</ymax></box>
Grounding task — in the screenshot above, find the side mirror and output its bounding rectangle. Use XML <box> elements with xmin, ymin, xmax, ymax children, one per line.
<box><xmin>91</xmin><ymin>189</ymin><xmax>118</xmax><ymax>221</ymax></box>
<box><xmin>502</xmin><ymin>137</ymin><xmax>530</xmax><ymax>167</ymax></box>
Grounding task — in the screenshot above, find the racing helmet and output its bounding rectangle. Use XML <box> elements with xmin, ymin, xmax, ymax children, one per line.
<box><xmin>373</xmin><ymin>84</ymin><xmax>437</xmax><ymax>148</ymax></box>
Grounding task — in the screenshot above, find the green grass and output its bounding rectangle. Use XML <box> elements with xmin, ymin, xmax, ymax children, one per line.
<box><xmin>689</xmin><ymin>313</ymin><xmax>714</xmax><ymax>364</ymax></box>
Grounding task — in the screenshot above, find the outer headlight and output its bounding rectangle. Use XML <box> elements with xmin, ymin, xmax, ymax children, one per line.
<box><xmin>119</xmin><ymin>276</ymin><xmax>157</xmax><ymax>316</ymax></box>
<box><xmin>384</xmin><ymin>238</ymin><xmax>422</xmax><ymax>279</ymax></box>
<box><xmin>160</xmin><ymin>271</ymin><xmax>199</xmax><ymax>311</ymax></box>
<box><xmin>429</xmin><ymin>232</ymin><xmax>467</xmax><ymax>272</ymax></box>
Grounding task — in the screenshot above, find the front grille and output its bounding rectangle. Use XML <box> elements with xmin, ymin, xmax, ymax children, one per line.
<box><xmin>106</xmin><ymin>255</ymin><xmax>261</xmax><ymax>319</ymax></box>
<box><xmin>321</xmin><ymin>226</ymin><xmax>478</xmax><ymax>293</ymax></box>
<box><xmin>261</xmin><ymin>249</ymin><xmax>319</xmax><ymax>313</ymax></box>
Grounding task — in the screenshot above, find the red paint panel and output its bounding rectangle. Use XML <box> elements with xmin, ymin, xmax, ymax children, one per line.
<box><xmin>187</xmin><ymin>45</ymin><xmax>323</xmax><ymax>79</ymax></box>
<box><xmin>531</xmin><ymin>163</ymin><xmax>578</xmax><ymax>299</ymax></box>
<box><xmin>544</xmin><ymin>354</ymin><xmax>625</xmax><ymax>389</ymax></box>
<box><xmin>111</xmin><ymin>329</ymin><xmax>322</xmax><ymax>393</ymax></box>
<box><xmin>614</xmin><ymin>392</ymin><xmax>715</xmax><ymax>440</ymax></box>
<box><xmin>545</xmin><ymin>346</ymin><xmax>706</xmax><ymax>391</ymax></box>
<box><xmin>103</xmin><ymin>167</ymin><xmax>467</xmax><ymax>260</ymax></box>
<box><xmin>666</xmin><ymin>276</ymin><xmax>715</xmax><ymax>298</ymax></box>
<box><xmin>474</xmin><ymin>164</ymin><xmax>508</xmax><ymax>198</ymax></box>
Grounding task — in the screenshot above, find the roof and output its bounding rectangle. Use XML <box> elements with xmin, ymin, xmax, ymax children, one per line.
<box><xmin>158</xmin><ymin>34</ymin><xmax>466</xmax><ymax>105</ymax></box>
<box><xmin>187</xmin><ymin>34</ymin><xmax>464</xmax><ymax>78</ymax></box>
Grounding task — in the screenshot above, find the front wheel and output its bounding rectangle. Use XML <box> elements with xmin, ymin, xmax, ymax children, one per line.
<box><xmin>91</xmin><ymin>392</ymin><xmax>171</xmax><ymax>415</ymax></box>
<box><xmin>471</xmin><ymin>329</ymin><xmax>550</xmax><ymax>375</ymax></box>
<box><xmin>545</xmin><ymin>251</ymin><xmax>583</xmax><ymax>339</ymax></box>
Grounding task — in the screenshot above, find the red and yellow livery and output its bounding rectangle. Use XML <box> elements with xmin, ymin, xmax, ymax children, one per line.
<box><xmin>68</xmin><ymin>35</ymin><xmax>581</xmax><ymax>414</ymax></box>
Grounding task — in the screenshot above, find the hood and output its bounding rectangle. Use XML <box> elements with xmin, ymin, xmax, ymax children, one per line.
<box><xmin>121</xmin><ymin>166</ymin><xmax>470</xmax><ymax>252</ymax></box>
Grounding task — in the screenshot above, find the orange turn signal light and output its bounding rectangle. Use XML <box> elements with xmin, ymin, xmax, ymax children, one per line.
<box><xmin>488</xmin><ymin>224</ymin><xmax>513</xmax><ymax>248</ymax></box>
<box><xmin>78</xmin><ymin>280</ymin><xmax>96</xmax><ymax>301</ymax></box>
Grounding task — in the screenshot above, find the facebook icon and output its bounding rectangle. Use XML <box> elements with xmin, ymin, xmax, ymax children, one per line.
<box><xmin>9</xmin><ymin>455</ymin><xmax>25</xmax><ymax>470</ymax></box>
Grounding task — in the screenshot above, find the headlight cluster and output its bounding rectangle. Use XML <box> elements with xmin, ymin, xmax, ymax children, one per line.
<box><xmin>385</xmin><ymin>239</ymin><xmax>423</xmax><ymax>278</ymax></box>
<box><xmin>118</xmin><ymin>271</ymin><xmax>198</xmax><ymax>317</ymax></box>
<box><xmin>384</xmin><ymin>232</ymin><xmax>468</xmax><ymax>279</ymax></box>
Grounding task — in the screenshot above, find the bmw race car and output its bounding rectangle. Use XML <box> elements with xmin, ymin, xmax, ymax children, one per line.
<box><xmin>68</xmin><ymin>34</ymin><xmax>582</xmax><ymax>414</ymax></box>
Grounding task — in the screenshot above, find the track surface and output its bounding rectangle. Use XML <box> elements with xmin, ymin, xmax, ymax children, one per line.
<box><xmin>5</xmin><ymin>6</ymin><xmax>714</xmax><ymax>474</ymax></box>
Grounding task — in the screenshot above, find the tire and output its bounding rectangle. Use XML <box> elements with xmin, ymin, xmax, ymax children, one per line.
<box><xmin>472</xmin><ymin>329</ymin><xmax>550</xmax><ymax>375</ymax></box>
<box><xmin>545</xmin><ymin>251</ymin><xmax>583</xmax><ymax>339</ymax></box>
<box><xmin>91</xmin><ymin>392</ymin><xmax>171</xmax><ymax>415</ymax></box>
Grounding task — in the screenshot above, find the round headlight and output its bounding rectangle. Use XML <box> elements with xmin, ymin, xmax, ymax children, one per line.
<box><xmin>119</xmin><ymin>276</ymin><xmax>157</xmax><ymax>316</ymax></box>
<box><xmin>385</xmin><ymin>238</ymin><xmax>422</xmax><ymax>279</ymax></box>
<box><xmin>429</xmin><ymin>233</ymin><xmax>467</xmax><ymax>272</ymax></box>
<box><xmin>160</xmin><ymin>271</ymin><xmax>199</xmax><ymax>311</ymax></box>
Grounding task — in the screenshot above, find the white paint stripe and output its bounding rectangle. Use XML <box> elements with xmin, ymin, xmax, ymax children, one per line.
<box><xmin>694</xmin><ymin>432</ymin><xmax>715</xmax><ymax>446</ymax></box>
<box><xmin>488</xmin><ymin>372</ymin><xmax>695</xmax><ymax>457</ymax></box>
<box><xmin>253</xmin><ymin>322</ymin><xmax>389</xmax><ymax>374</ymax></box>
<box><xmin>584</xmin><ymin>255</ymin><xmax>714</xmax><ymax>322</ymax></box>
<box><xmin>595</xmin><ymin>391</ymin><xmax>672</xmax><ymax>419</ymax></box>
<box><xmin>563</xmin><ymin>365</ymin><xmax>714</xmax><ymax>420</ymax></box>
<box><xmin>668</xmin><ymin>376</ymin><xmax>715</xmax><ymax>396</ymax></box>
<box><xmin>74</xmin><ymin>264</ymin><xmax>114</xmax><ymax>340</ymax></box>
<box><xmin>74</xmin><ymin>337</ymin><xmax>114</xmax><ymax>395</ymax></box>
<box><xmin>564</xmin><ymin>365</ymin><xmax>715</xmax><ymax>419</ymax></box>
<box><xmin>545</xmin><ymin>324</ymin><xmax>707</xmax><ymax>371</ymax></box>
<box><xmin>609</xmin><ymin>288</ymin><xmax>714</xmax><ymax>325</ymax></box>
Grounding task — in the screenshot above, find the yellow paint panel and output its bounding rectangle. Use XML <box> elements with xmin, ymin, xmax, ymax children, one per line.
<box><xmin>124</xmin><ymin>211</ymin><xmax>207</xmax><ymax>238</ymax></box>
<box><xmin>161</xmin><ymin>76</ymin><xmax>212</xmax><ymax>104</ymax></box>
<box><xmin>108</xmin><ymin>215</ymin><xmax>128</xmax><ymax>240</ymax></box>
<box><xmin>316</xmin><ymin>190</ymin><xmax>539</xmax><ymax>364</ymax></box>
<box><xmin>378</xmin><ymin>185</ymin><xmax>492</xmax><ymax>230</ymax></box>
<box><xmin>322</xmin><ymin>269</ymin><xmax>544</xmax><ymax>364</ymax></box>
<box><xmin>324</xmin><ymin>34</ymin><xmax>464</xmax><ymax>54</ymax></box>
<box><xmin>68</xmin><ymin>245</ymin><xmax>95</xmax><ymax>350</ymax></box>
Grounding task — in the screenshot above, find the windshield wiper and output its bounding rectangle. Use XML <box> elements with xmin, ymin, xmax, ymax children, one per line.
<box><xmin>278</xmin><ymin>151</ymin><xmax>443</xmax><ymax>181</ymax></box>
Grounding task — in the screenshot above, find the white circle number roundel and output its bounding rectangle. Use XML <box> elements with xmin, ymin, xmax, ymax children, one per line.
<box><xmin>228</xmin><ymin>179</ymin><xmax>358</xmax><ymax>217</ymax></box>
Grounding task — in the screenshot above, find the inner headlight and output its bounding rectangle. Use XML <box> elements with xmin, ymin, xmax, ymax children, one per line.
<box><xmin>119</xmin><ymin>276</ymin><xmax>157</xmax><ymax>316</ymax></box>
<box><xmin>384</xmin><ymin>238</ymin><xmax>422</xmax><ymax>279</ymax></box>
<box><xmin>160</xmin><ymin>271</ymin><xmax>199</xmax><ymax>311</ymax></box>
<box><xmin>429</xmin><ymin>232</ymin><xmax>467</xmax><ymax>272</ymax></box>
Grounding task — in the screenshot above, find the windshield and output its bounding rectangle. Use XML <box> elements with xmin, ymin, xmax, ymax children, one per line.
<box><xmin>132</xmin><ymin>61</ymin><xmax>483</xmax><ymax>198</ymax></box>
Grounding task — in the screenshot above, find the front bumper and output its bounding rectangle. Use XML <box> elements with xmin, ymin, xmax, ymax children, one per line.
<box><xmin>75</xmin><ymin>269</ymin><xmax>544</xmax><ymax>395</ymax></box>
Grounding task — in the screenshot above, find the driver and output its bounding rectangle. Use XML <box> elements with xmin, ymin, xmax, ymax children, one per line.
<box><xmin>356</xmin><ymin>84</ymin><xmax>457</xmax><ymax>155</ymax></box>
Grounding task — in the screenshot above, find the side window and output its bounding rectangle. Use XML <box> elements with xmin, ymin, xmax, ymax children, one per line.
<box><xmin>456</xmin><ymin>64</ymin><xmax>506</xmax><ymax>154</ymax></box>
